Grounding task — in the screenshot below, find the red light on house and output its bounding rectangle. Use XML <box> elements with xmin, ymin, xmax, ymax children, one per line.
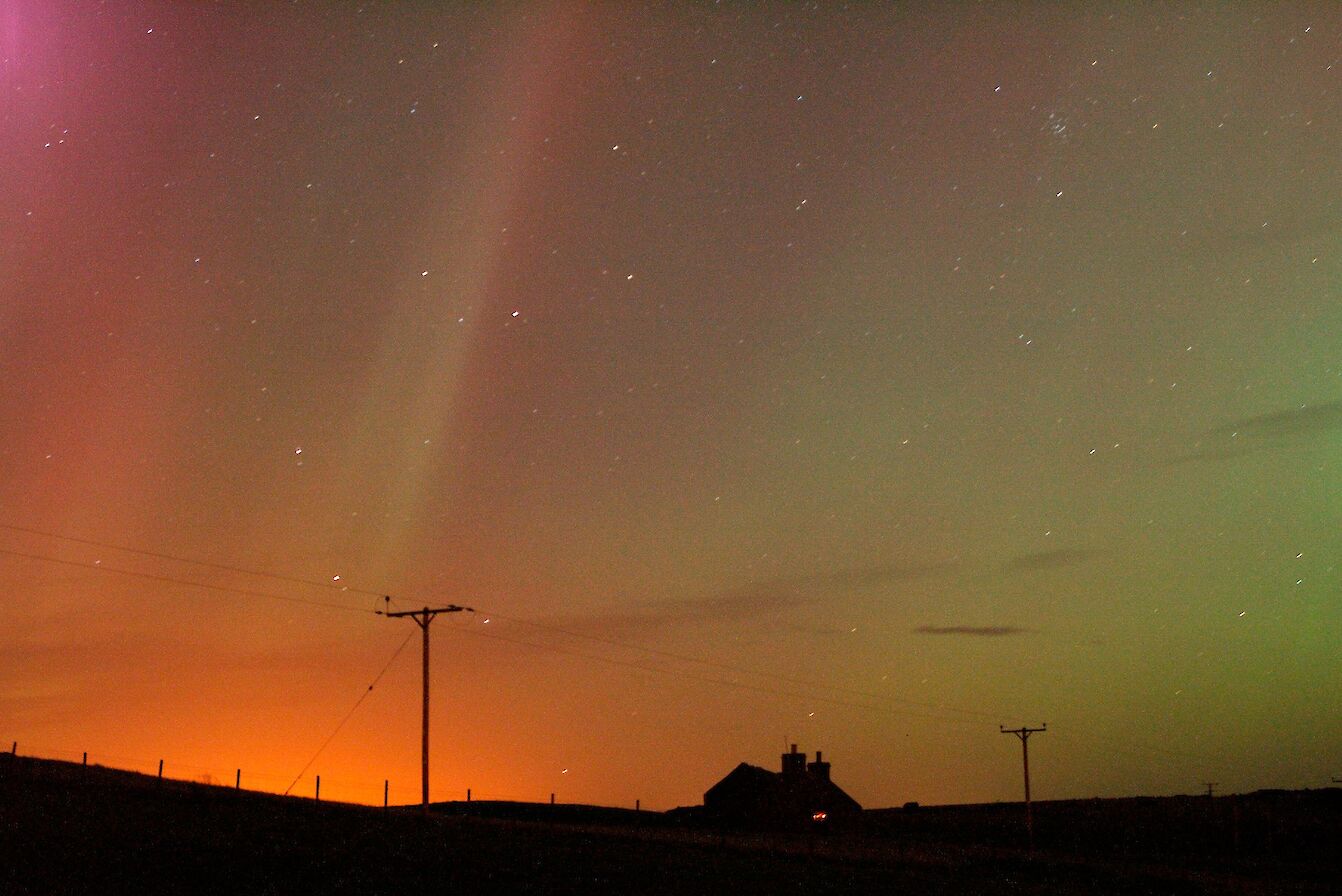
<box><xmin>811</xmin><ymin>811</ymin><xmax>828</xmax><ymax>822</ymax></box>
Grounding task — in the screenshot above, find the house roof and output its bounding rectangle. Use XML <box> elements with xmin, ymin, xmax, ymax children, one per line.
<box><xmin>704</xmin><ymin>763</ymin><xmax>777</xmax><ymax>802</ymax></box>
<box><xmin>704</xmin><ymin>760</ymin><xmax>861</xmax><ymax>818</ymax></box>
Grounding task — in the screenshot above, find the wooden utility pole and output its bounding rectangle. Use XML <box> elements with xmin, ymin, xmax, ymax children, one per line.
<box><xmin>1202</xmin><ymin>781</ymin><xmax>1218</xmax><ymax>798</ymax></box>
<box><xmin>1001</xmin><ymin>724</ymin><xmax>1046</xmax><ymax>850</ymax></box>
<box><xmin>385</xmin><ymin>603</ymin><xmax>470</xmax><ymax>815</ymax></box>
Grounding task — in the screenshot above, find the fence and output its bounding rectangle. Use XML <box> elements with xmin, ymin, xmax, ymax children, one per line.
<box><xmin>1</xmin><ymin>738</ymin><xmax>637</xmax><ymax>810</ymax></box>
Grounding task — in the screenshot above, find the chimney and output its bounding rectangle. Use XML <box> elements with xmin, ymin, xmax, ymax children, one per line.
<box><xmin>807</xmin><ymin>750</ymin><xmax>831</xmax><ymax>782</ymax></box>
<box><xmin>781</xmin><ymin>743</ymin><xmax>807</xmax><ymax>777</ymax></box>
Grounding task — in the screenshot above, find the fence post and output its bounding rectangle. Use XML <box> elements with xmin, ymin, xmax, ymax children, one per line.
<box><xmin>384</xmin><ymin>779</ymin><xmax>389</xmax><ymax>810</ymax></box>
<box><xmin>10</xmin><ymin>742</ymin><xmax>15</xmax><ymax>755</ymax></box>
<box><xmin>550</xmin><ymin>793</ymin><xmax>555</xmax><ymax>805</ymax></box>
<box><xmin>236</xmin><ymin>769</ymin><xmax>241</xmax><ymax>790</ymax></box>
<box><xmin>83</xmin><ymin>752</ymin><xmax>88</xmax><ymax>767</ymax></box>
<box><xmin>467</xmin><ymin>788</ymin><xmax>471</xmax><ymax>802</ymax></box>
<box><xmin>158</xmin><ymin>759</ymin><xmax>164</xmax><ymax>779</ymax></box>
<box><xmin>315</xmin><ymin>775</ymin><xmax>321</xmax><ymax>802</ymax></box>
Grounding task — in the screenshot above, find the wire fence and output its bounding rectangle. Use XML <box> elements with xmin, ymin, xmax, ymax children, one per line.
<box><xmin>0</xmin><ymin>738</ymin><xmax>568</xmax><ymax>808</ymax></box>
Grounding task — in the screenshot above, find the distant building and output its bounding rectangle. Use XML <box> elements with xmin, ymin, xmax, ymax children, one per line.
<box><xmin>703</xmin><ymin>744</ymin><xmax>861</xmax><ymax>827</ymax></box>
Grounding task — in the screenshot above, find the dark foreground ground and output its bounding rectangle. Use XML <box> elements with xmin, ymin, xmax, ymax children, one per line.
<box><xmin>2</xmin><ymin>755</ymin><xmax>1338</xmax><ymax>895</ymax></box>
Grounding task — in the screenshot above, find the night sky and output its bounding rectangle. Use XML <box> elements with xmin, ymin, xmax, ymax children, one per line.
<box><xmin>3</xmin><ymin>2</ymin><xmax>1340</xmax><ymax>811</ymax></box>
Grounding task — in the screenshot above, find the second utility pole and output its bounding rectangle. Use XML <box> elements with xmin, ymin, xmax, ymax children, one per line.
<box><xmin>1001</xmin><ymin>724</ymin><xmax>1046</xmax><ymax>850</ymax></box>
<box><xmin>385</xmin><ymin>603</ymin><xmax>471</xmax><ymax>815</ymax></box>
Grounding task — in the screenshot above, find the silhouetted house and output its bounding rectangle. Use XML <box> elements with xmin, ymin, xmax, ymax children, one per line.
<box><xmin>704</xmin><ymin>745</ymin><xmax>861</xmax><ymax>827</ymax></box>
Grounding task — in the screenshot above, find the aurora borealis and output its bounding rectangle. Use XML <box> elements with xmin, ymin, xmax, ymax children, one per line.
<box><xmin>3</xmin><ymin>2</ymin><xmax>1340</xmax><ymax>811</ymax></box>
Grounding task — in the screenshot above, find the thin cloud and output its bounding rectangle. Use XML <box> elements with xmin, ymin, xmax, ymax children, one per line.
<box><xmin>657</xmin><ymin>582</ymin><xmax>808</xmax><ymax>624</ymax></box>
<box><xmin>802</xmin><ymin>560</ymin><xmax>961</xmax><ymax>589</ymax></box>
<box><xmin>1006</xmin><ymin>548</ymin><xmax>1094</xmax><ymax>572</ymax></box>
<box><xmin>1215</xmin><ymin>400</ymin><xmax>1342</xmax><ymax>439</ymax></box>
<box><xmin>542</xmin><ymin>560</ymin><xmax>960</xmax><ymax>636</ymax></box>
<box><xmin>542</xmin><ymin>584</ymin><xmax>807</xmax><ymax>639</ymax></box>
<box><xmin>1223</xmin><ymin>210</ymin><xmax>1342</xmax><ymax>247</ymax></box>
<box><xmin>915</xmin><ymin>625</ymin><xmax>1029</xmax><ymax>637</ymax></box>
<box><xmin>1166</xmin><ymin>444</ymin><xmax>1264</xmax><ymax>466</ymax></box>
<box><xmin>1174</xmin><ymin>208</ymin><xmax>1342</xmax><ymax>257</ymax></box>
<box><xmin>1169</xmin><ymin>400</ymin><xmax>1342</xmax><ymax>466</ymax></box>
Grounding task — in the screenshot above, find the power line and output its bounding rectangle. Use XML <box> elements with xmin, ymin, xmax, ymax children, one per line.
<box><xmin>461</xmin><ymin>622</ymin><xmax>998</xmax><ymax>729</ymax></box>
<box><xmin>467</xmin><ymin>609</ymin><xmax>1009</xmax><ymax>723</ymax></box>
<box><xmin>2</xmin><ymin>523</ymin><xmax>1012</xmax><ymax>722</ymax></box>
<box><xmin>283</xmin><ymin>628</ymin><xmax>417</xmax><ymax>796</ymax></box>
<box><xmin>0</xmin><ymin>525</ymin><xmax>1021</xmax><ymax>730</ymax></box>
<box><xmin>0</xmin><ymin>546</ymin><xmax>376</xmax><ymax>615</ymax></box>
<box><xmin>0</xmin><ymin>532</ymin><xmax>1014</xmax><ymax>726</ymax></box>
<box><xmin>410</xmin><ymin>614</ymin><xmax>1237</xmax><ymax>777</ymax></box>
<box><xmin>5</xmin><ymin>532</ymin><xmax>1225</xmax><ymax>788</ymax></box>
<box><xmin>0</xmin><ymin>522</ymin><xmax>386</xmax><ymax>599</ymax></box>
<box><xmin>1045</xmin><ymin>723</ymin><xmax>1227</xmax><ymax>771</ymax></box>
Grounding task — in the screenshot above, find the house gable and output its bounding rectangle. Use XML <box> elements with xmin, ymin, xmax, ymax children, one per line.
<box><xmin>702</xmin><ymin>747</ymin><xmax>861</xmax><ymax>826</ymax></box>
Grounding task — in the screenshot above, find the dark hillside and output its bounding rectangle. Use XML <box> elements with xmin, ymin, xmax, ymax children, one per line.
<box><xmin>1</xmin><ymin>755</ymin><xmax>1335</xmax><ymax>895</ymax></box>
<box><xmin>864</xmin><ymin>791</ymin><xmax>1342</xmax><ymax>862</ymax></box>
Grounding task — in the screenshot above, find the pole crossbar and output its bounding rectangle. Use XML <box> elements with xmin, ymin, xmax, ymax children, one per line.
<box><xmin>384</xmin><ymin>603</ymin><xmax>471</xmax><ymax>815</ymax></box>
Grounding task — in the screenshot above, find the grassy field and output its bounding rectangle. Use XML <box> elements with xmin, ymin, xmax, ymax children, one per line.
<box><xmin>2</xmin><ymin>755</ymin><xmax>1336</xmax><ymax>894</ymax></box>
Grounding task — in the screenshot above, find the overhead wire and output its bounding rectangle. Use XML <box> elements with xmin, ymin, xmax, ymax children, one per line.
<box><xmin>1</xmin><ymin>525</ymin><xmax>1028</xmax><ymax>728</ymax></box>
<box><xmin>0</xmin><ymin>546</ymin><xmax>376</xmax><ymax>615</ymax></box>
<box><xmin>461</xmin><ymin>621</ymin><xmax>996</xmax><ymax>730</ymax></box>
<box><xmin>1046</xmin><ymin>723</ymin><xmax>1227</xmax><ymax>771</ymax></box>
<box><xmin>0</xmin><ymin>522</ymin><xmax>385</xmax><ymax>599</ymax></box>
<box><xmin>282</xmin><ymin>627</ymin><xmax>418</xmax><ymax>795</ymax></box>
<box><xmin>2</xmin><ymin>526</ymin><xmax>1025</xmax><ymax>725</ymax></box>
<box><xmin>1</xmin><ymin>526</ymin><xmax>1232</xmax><ymax>780</ymax></box>
<box><xmin>466</xmin><ymin>608</ymin><xmax>1009</xmax><ymax>723</ymax></box>
<box><xmin>456</xmin><ymin>613</ymin><xmax>1232</xmax><ymax>771</ymax></box>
